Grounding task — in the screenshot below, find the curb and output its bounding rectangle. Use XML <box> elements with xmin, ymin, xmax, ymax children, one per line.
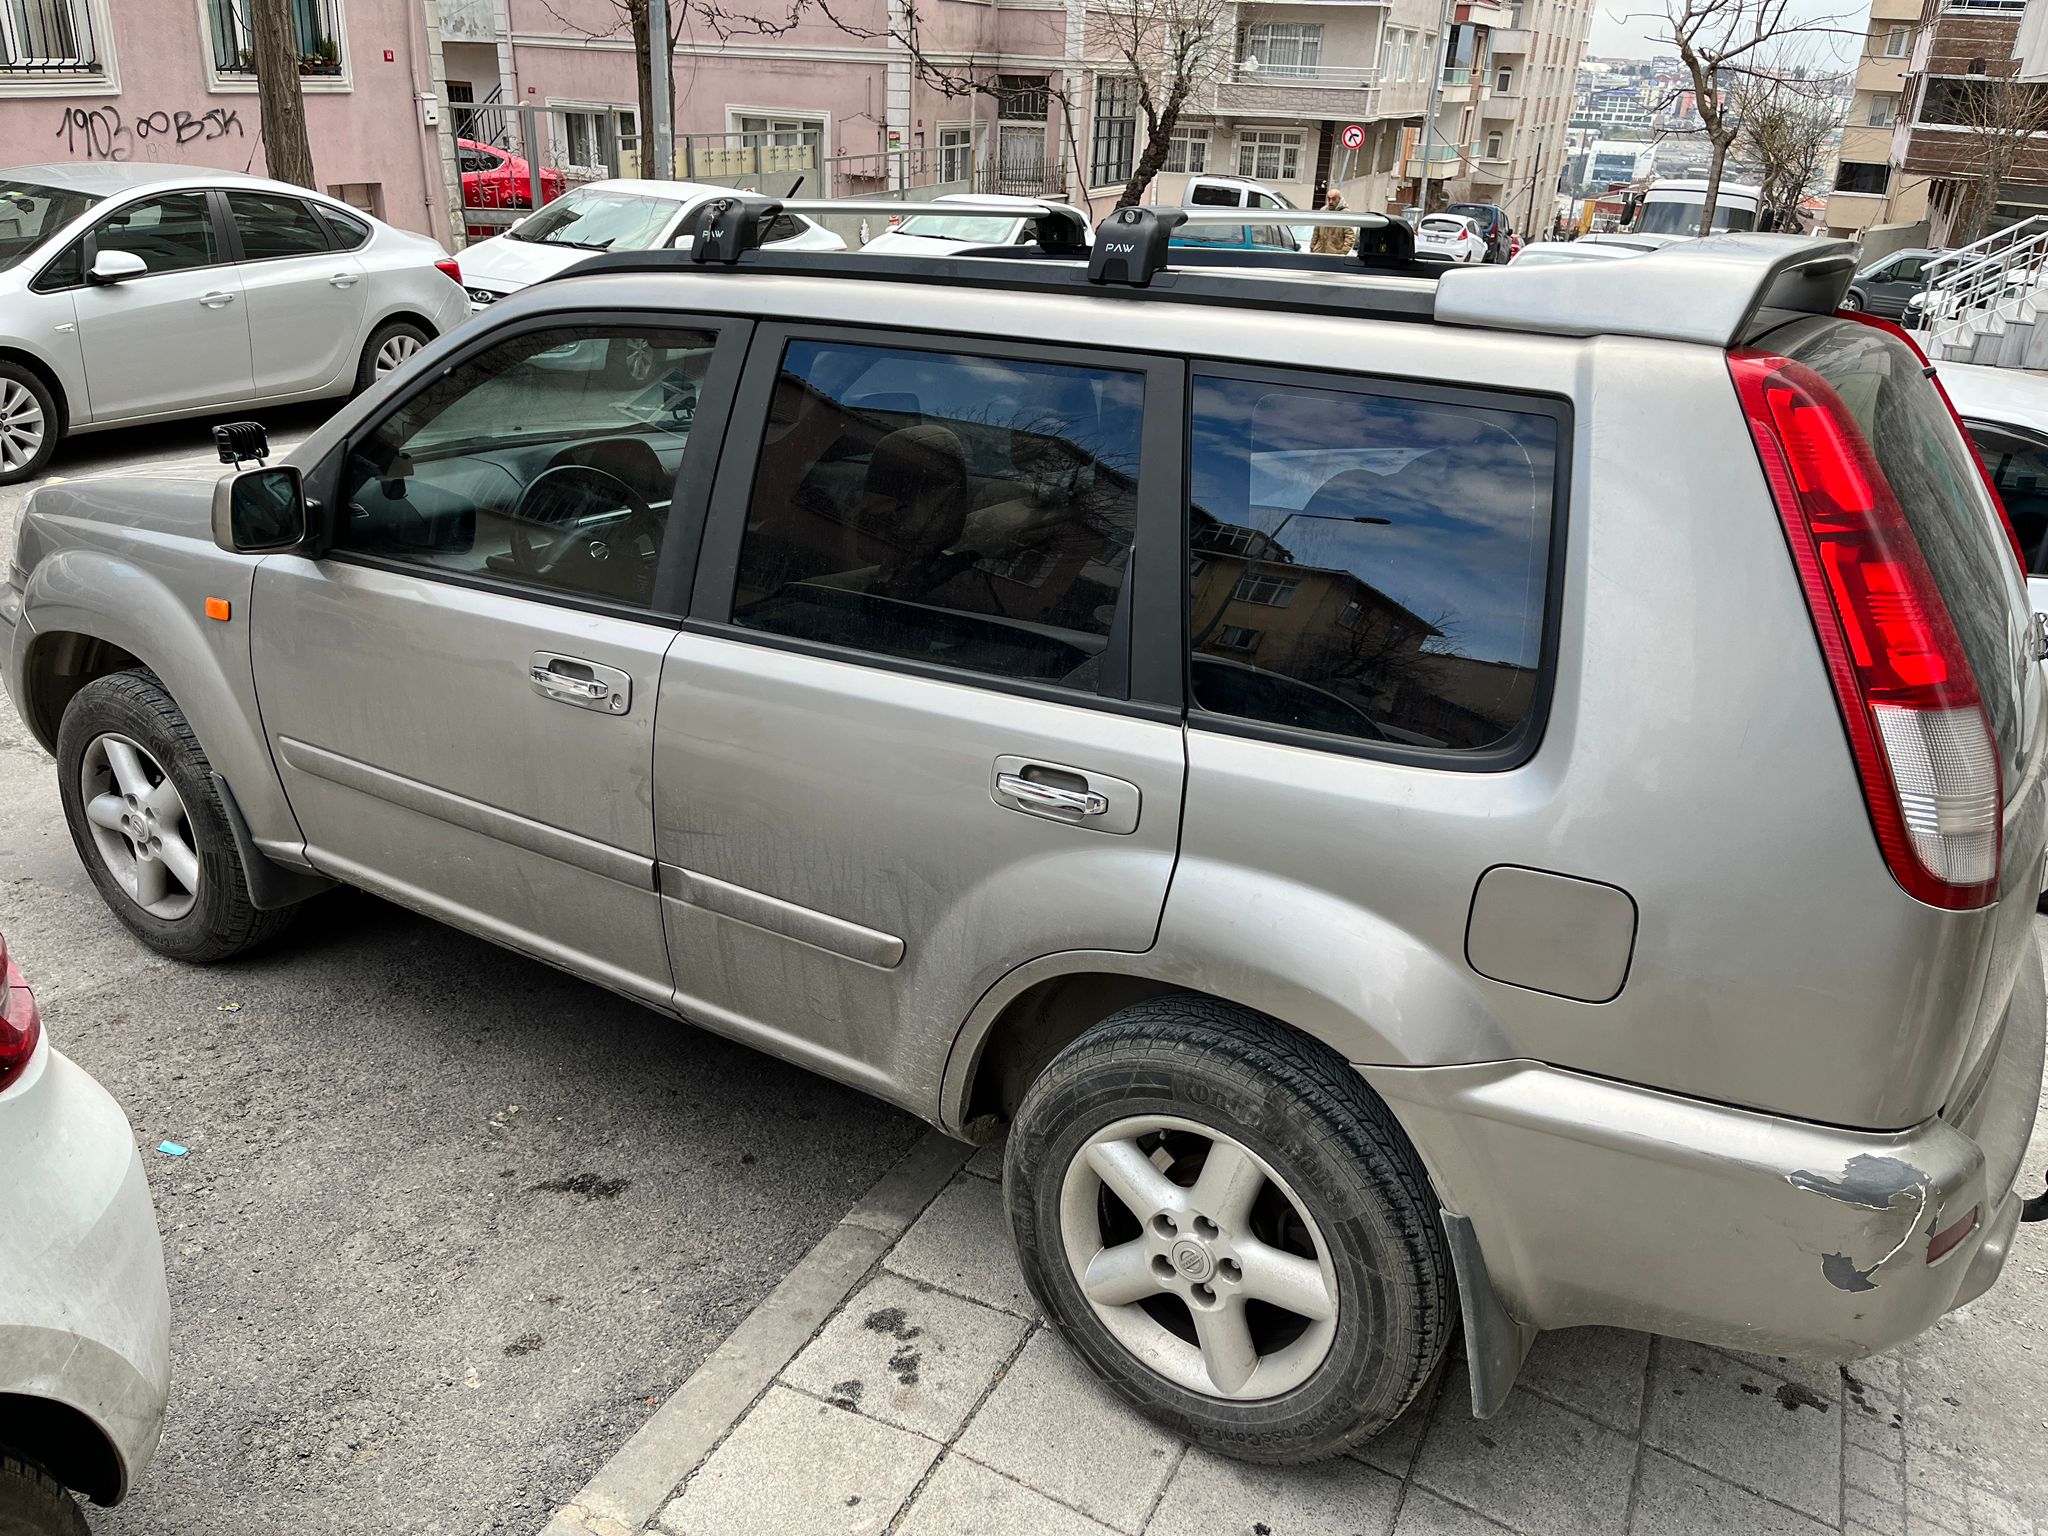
<box><xmin>538</xmin><ymin>1128</ymin><xmax>973</xmax><ymax>1536</ymax></box>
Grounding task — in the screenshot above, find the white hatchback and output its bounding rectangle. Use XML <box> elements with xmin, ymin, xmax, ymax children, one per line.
<box><xmin>1414</xmin><ymin>214</ymin><xmax>1488</xmax><ymax>264</ymax></box>
<box><xmin>0</xmin><ymin>161</ymin><xmax>469</xmax><ymax>484</ymax></box>
<box><xmin>459</xmin><ymin>178</ymin><xmax>845</xmax><ymax>310</ymax></box>
<box><xmin>0</xmin><ymin>924</ymin><xmax>170</xmax><ymax>1534</ymax></box>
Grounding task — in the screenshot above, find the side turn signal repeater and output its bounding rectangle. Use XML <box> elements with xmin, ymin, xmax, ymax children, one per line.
<box><xmin>204</xmin><ymin>597</ymin><xmax>231</xmax><ymax>622</ymax></box>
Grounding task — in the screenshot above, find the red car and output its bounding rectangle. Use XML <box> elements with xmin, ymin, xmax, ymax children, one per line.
<box><xmin>457</xmin><ymin>138</ymin><xmax>563</xmax><ymax>212</ymax></box>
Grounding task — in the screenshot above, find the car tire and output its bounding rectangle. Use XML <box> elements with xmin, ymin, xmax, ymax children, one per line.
<box><xmin>1005</xmin><ymin>998</ymin><xmax>1453</xmax><ymax>1464</ymax></box>
<box><xmin>354</xmin><ymin>320</ymin><xmax>432</xmax><ymax>394</ymax></box>
<box><xmin>1841</xmin><ymin>290</ymin><xmax>1865</xmax><ymax>312</ymax></box>
<box><xmin>0</xmin><ymin>1452</ymin><xmax>89</xmax><ymax>1536</ymax></box>
<box><xmin>0</xmin><ymin>361</ymin><xmax>60</xmax><ymax>486</ymax></box>
<box><xmin>57</xmin><ymin>670</ymin><xmax>298</xmax><ymax>963</ymax></box>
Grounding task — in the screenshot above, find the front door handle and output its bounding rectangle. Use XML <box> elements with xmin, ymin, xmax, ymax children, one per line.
<box><xmin>995</xmin><ymin>772</ymin><xmax>1108</xmax><ymax>818</ymax></box>
<box><xmin>529</xmin><ymin>652</ymin><xmax>633</xmax><ymax>715</ymax></box>
<box><xmin>329</xmin><ymin>273</ymin><xmax>359</xmax><ymax>288</ymax></box>
<box><xmin>198</xmin><ymin>290</ymin><xmax>236</xmax><ymax>308</ymax></box>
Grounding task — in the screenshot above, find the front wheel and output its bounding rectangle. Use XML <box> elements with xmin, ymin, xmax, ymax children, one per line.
<box><xmin>1005</xmin><ymin>999</ymin><xmax>1453</xmax><ymax>1463</ymax></box>
<box><xmin>1840</xmin><ymin>290</ymin><xmax>1865</xmax><ymax>312</ymax></box>
<box><xmin>57</xmin><ymin>670</ymin><xmax>298</xmax><ymax>962</ymax></box>
<box><xmin>0</xmin><ymin>1453</ymin><xmax>88</xmax><ymax>1536</ymax></box>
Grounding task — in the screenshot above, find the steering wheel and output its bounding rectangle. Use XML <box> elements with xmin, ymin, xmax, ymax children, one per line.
<box><xmin>507</xmin><ymin>463</ymin><xmax>662</xmax><ymax>587</ymax></box>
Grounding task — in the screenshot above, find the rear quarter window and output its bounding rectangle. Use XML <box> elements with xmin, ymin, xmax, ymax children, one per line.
<box><xmin>1188</xmin><ymin>369</ymin><xmax>1560</xmax><ymax>760</ymax></box>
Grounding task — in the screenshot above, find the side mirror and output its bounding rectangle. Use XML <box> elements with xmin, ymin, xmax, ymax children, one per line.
<box><xmin>212</xmin><ymin>466</ymin><xmax>306</xmax><ymax>554</ymax></box>
<box><xmin>88</xmin><ymin>248</ymin><xmax>147</xmax><ymax>284</ymax></box>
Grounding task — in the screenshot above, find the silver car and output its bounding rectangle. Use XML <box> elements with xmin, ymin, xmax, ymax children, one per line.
<box><xmin>0</xmin><ymin>162</ymin><xmax>469</xmax><ymax>483</ymax></box>
<box><xmin>4</xmin><ymin>206</ymin><xmax>2044</xmax><ymax>1464</ymax></box>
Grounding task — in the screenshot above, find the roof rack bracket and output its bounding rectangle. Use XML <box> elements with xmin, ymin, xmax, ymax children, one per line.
<box><xmin>1089</xmin><ymin>206</ymin><xmax>1186</xmax><ymax>288</ymax></box>
<box><xmin>688</xmin><ymin>193</ymin><xmax>783</xmax><ymax>265</ymax></box>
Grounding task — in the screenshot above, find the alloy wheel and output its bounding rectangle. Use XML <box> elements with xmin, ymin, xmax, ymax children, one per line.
<box><xmin>0</xmin><ymin>378</ymin><xmax>46</xmax><ymax>473</ymax></box>
<box><xmin>80</xmin><ymin>733</ymin><xmax>200</xmax><ymax>920</ymax></box>
<box><xmin>1058</xmin><ymin>1114</ymin><xmax>1340</xmax><ymax>1400</ymax></box>
<box><xmin>375</xmin><ymin>333</ymin><xmax>424</xmax><ymax>375</ymax></box>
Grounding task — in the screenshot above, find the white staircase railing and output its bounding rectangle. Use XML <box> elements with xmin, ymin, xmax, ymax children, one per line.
<box><xmin>1917</xmin><ymin>215</ymin><xmax>2048</xmax><ymax>357</ymax></box>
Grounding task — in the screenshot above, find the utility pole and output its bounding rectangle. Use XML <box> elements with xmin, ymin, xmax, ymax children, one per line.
<box><xmin>1414</xmin><ymin>0</ymin><xmax>1456</xmax><ymax>217</ymax></box>
<box><xmin>648</xmin><ymin>0</ymin><xmax>674</xmax><ymax>179</ymax></box>
<box><xmin>251</xmin><ymin>0</ymin><xmax>316</xmax><ymax>189</ymax></box>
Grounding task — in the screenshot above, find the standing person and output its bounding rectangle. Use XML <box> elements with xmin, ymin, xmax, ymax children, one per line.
<box><xmin>1311</xmin><ymin>190</ymin><xmax>1354</xmax><ymax>255</ymax></box>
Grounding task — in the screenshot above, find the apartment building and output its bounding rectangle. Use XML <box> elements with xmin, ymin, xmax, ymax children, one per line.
<box><xmin>0</xmin><ymin>0</ymin><xmax>462</xmax><ymax>243</ymax></box>
<box><xmin>1823</xmin><ymin>0</ymin><xmax>1931</xmax><ymax>236</ymax></box>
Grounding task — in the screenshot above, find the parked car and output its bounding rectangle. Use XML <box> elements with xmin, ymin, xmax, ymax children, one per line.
<box><xmin>1932</xmin><ymin>360</ymin><xmax>2048</xmax><ymax>608</ymax></box>
<box><xmin>1442</xmin><ymin>201</ymin><xmax>1512</xmax><ymax>262</ymax></box>
<box><xmin>1182</xmin><ymin>174</ymin><xmax>1313</xmax><ymax>248</ymax></box>
<box><xmin>1414</xmin><ymin>213</ymin><xmax>1488</xmax><ymax>263</ymax></box>
<box><xmin>858</xmin><ymin>193</ymin><xmax>1073</xmax><ymax>256</ymax></box>
<box><xmin>0</xmin><ymin>162</ymin><xmax>468</xmax><ymax>483</ymax></box>
<box><xmin>1843</xmin><ymin>246</ymin><xmax>1940</xmax><ymax>318</ymax></box>
<box><xmin>1508</xmin><ymin>232</ymin><xmax>1684</xmax><ymax>267</ymax></box>
<box><xmin>6</xmin><ymin>215</ymin><xmax>2045</xmax><ymax>1468</ymax></box>
<box><xmin>1633</xmin><ymin>177</ymin><xmax>1762</xmax><ymax>236</ymax></box>
<box><xmin>0</xmin><ymin>924</ymin><xmax>171</xmax><ymax>1535</ymax></box>
<box><xmin>459</xmin><ymin>179</ymin><xmax>842</xmax><ymax>308</ymax></box>
<box><xmin>1167</xmin><ymin>218</ymin><xmax>1299</xmax><ymax>252</ymax></box>
<box><xmin>457</xmin><ymin>137</ymin><xmax>564</xmax><ymax>212</ymax></box>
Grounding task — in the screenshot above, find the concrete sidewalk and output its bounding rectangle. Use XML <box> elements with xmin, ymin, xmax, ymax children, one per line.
<box><xmin>543</xmin><ymin>1128</ymin><xmax>2048</xmax><ymax>1536</ymax></box>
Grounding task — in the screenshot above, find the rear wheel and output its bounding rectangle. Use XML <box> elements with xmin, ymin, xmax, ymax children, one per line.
<box><xmin>1005</xmin><ymin>998</ymin><xmax>1452</xmax><ymax>1463</ymax></box>
<box><xmin>0</xmin><ymin>1453</ymin><xmax>88</xmax><ymax>1536</ymax></box>
<box><xmin>57</xmin><ymin>671</ymin><xmax>297</xmax><ymax>962</ymax></box>
<box><xmin>1841</xmin><ymin>290</ymin><xmax>1866</xmax><ymax>312</ymax></box>
<box><xmin>355</xmin><ymin>320</ymin><xmax>431</xmax><ymax>393</ymax></box>
<box><xmin>0</xmin><ymin>362</ymin><xmax>58</xmax><ymax>485</ymax></box>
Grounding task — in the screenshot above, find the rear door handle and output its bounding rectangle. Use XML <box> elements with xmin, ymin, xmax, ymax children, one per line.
<box><xmin>328</xmin><ymin>273</ymin><xmax>358</xmax><ymax>288</ymax></box>
<box><xmin>990</xmin><ymin>756</ymin><xmax>1140</xmax><ymax>835</ymax></box>
<box><xmin>199</xmin><ymin>291</ymin><xmax>236</xmax><ymax>308</ymax></box>
<box><xmin>529</xmin><ymin>652</ymin><xmax>633</xmax><ymax>715</ymax></box>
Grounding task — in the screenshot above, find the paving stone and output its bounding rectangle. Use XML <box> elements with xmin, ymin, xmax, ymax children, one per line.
<box><xmin>965</xmin><ymin>1140</ymin><xmax>1003</xmax><ymax>1181</ymax></box>
<box><xmin>1630</xmin><ymin>1449</ymin><xmax>1834</xmax><ymax>1536</ymax></box>
<box><xmin>1844</xmin><ymin>1486</ymin><xmax>1906</xmax><ymax>1536</ymax></box>
<box><xmin>1391</xmin><ymin>1488</ymin><xmax>1515</xmax><ymax>1535</ymax></box>
<box><xmin>1707</xmin><ymin>1346</ymin><xmax>1844</xmax><ymax>1401</ymax></box>
<box><xmin>1847</xmin><ymin>1444</ymin><xmax>1906</xmax><ymax>1498</ymax></box>
<box><xmin>657</xmin><ymin>1386</ymin><xmax>939</xmax><ymax>1536</ymax></box>
<box><xmin>1411</xmin><ymin>1369</ymin><xmax>1635</xmax><ymax>1536</ymax></box>
<box><xmin>953</xmin><ymin>1329</ymin><xmax>1181</xmax><ymax>1532</ymax></box>
<box><xmin>1515</xmin><ymin>1327</ymin><xmax>1652</xmax><ymax>1433</ymax></box>
<box><xmin>1147</xmin><ymin>1445</ymin><xmax>1400</xmax><ymax>1536</ymax></box>
<box><xmin>1847</xmin><ymin>1403</ymin><xmax>1907</xmax><ymax>1460</ymax></box>
<box><xmin>895</xmin><ymin>1453</ymin><xmax>1120</xmax><ymax>1536</ymax></box>
<box><xmin>887</xmin><ymin>1173</ymin><xmax>1036</xmax><ymax>1316</ymax></box>
<box><xmin>1851</xmin><ymin>1353</ymin><xmax>1904</xmax><ymax>1396</ymax></box>
<box><xmin>1354</xmin><ymin>1372</ymin><xmax>1443</xmax><ymax>1478</ymax></box>
<box><xmin>784</xmin><ymin>1271</ymin><xmax>1031</xmax><ymax>1441</ymax></box>
<box><xmin>1644</xmin><ymin>1339</ymin><xmax>1842</xmax><ymax>1525</ymax></box>
<box><xmin>1967</xmin><ymin>1485</ymin><xmax>2036</xmax><ymax>1536</ymax></box>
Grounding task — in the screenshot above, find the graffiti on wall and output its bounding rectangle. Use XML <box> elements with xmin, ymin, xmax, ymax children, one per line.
<box><xmin>53</xmin><ymin>106</ymin><xmax>245</xmax><ymax>162</ymax></box>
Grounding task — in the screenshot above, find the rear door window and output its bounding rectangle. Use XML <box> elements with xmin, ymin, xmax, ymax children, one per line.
<box><xmin>1967</xmin><ymin>422</ymin><xmax>2048</xmax><ymax>573</ymax></box>
<box><xmin>1187</xmin><ymin>368</ymin><xmax>1560</xmax><ymax>759</ymax></box>
<box><xmin>228</xmin><ymin>192</ymin><xmax>333</xmax><ymax>260</ymax></box>
<box><xmin>1773</xmin><ymin>319</ymin><xmax>2033</xmax><ymax>778</ymax></box>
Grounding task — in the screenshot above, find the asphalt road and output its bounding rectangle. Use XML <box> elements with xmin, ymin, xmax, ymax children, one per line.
<box><xmin>0</xmin><ymin>415</ymin><xmax>925</xmax><ymax>1535</ymax></box>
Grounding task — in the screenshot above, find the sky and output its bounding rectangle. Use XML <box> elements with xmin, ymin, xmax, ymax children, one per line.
<box><xmin>1583</xmin><ymin>0</ymin><xmax>1857</xmax><ymax>60</ymax></box>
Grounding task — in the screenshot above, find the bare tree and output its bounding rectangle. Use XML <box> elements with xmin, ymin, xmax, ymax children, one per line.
<box><xmin>1934</xmin><ymin>70</ymin><xmax>2048</xmax><ymax>243</ymax></box>
<box><xmin>1088</xmin><ymin>0</ymin><xmax>1238</xmax><ymax>208</ymax></box>
<box><xmin>540</xmin><ymin>0</ymin><xmax>681</xmax><ymax>173</ymax></box>
<box><xmin>251</xmin><ymin>0</ymin><xmax>315</xmax><ymax>189</ymax></box>
<box><xmin>1622</xmin><ymin>0</ymin><xmax>1853</xmax><ymax>235</ymax></box>
<box><xmin>1733</xmin><ymin>66</ymin><xmax>1843</xmax><ymax>230</ymax></box>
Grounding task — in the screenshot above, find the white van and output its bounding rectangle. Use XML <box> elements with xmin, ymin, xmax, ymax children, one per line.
<box><xmin>1182</xmin><ymin>174</ymin><xmax>1312</xmax><ymax>248</ymax></box>
<box><xmin>1633</xmin><ymin>178</ymin><xmax>1761</xmax><ymax>237</ymax></box>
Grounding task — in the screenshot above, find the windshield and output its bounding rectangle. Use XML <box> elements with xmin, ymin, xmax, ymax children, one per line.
<box><xmin>890</xmin><ymin>215</ymin><xmax>1021</xmax><ymax>243</ymax></box>
<box><xmin>0</xmin><ymin>181</ymin><xmax>101</xmax><ymax>273</ymax></box>
<box><xmin>1635</xmin><ymin>198</ymin><xmax>1757</xmax><ymax>236</ymax></box>
<box><xmin>511</xmin><ymin>189</ymin><xmax>677</xmax><ymax>251</ymax></box>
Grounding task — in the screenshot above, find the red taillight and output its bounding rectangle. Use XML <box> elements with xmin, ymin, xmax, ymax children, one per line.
<box><xmin>0</xmin><ymin>930</ymin><xmax>42</xmax><ymax>1093</ymax></box>
<box><xmin>1838</xmin><ymin>308</ymin><xmax>2026</xmax><ymax>573</ymax></box>
<box><xmin>1730</xmin><ymin>349</ymin><xmax>2002</xmax><ymax>910</ymax></box>
<box><xmin>1927</xmin><ymin>1206</ymin><xmax>1979</xmax><ymax>1264</ymax></box>
<box><xmin>435</xmin><ymin>256</ymin><xmax>462</xmax><ymax>287</ymax></box>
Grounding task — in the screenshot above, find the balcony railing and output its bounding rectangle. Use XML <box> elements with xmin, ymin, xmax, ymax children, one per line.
<box><xmin>0</xmin><ymin>0</ymin><xmax>102</xmax><ymax>75</ymax></box>
<box><xmin>1441</xmin><ymin>66</ymin><xmax>1478</xmax><ymax>87</ymax></box>
<box><xmin>209</xmin><ymin>0</ymin><xmax>345</xmax><ymax>78</ymax></box>
<box><xmin>1226</xmin><ymin>62</ymin><xmax>1382</xmax><ymax>87</ymax></box>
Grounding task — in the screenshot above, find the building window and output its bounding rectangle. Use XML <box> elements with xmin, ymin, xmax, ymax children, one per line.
<box><xmin>1882</xmin><ymin>23</ymin><xmax>1910</xmax><ymax>56</ymax></box>
<box><xmin>1868</xmin><ymin>92</ymin><xmax>1897</xmax><ymax>126</ymax></box>
<box><xmin>1165</xmin><ymin>122</ymin><xmax>1209</xmax><ymax>174</ymax></box>
<box><xmin>1834</xmin><ymin>160</ymin><xmax>1890</xmax><ymax>195</ymax></box>
<box><xmin>1244</xmin><ymin>21</ymin><xmax>1323</xmax><ymax>78</ymax></box>
<box><xmin>1213</xmin><ymin>625</ymin><xmax>1262</xmax><ymax>652</ymax></box>
<box><xmin>1485</xmin><ymin>130</ymin><xmax>1504</xmax><ymax>157</ymax></box>
<box><xmin>1496</xmin><ymin>66</ymin><xmax>1512</xmax><ymax>91</ymax></box>
<box><xmin>1091</xmin><ymin>75</ymin><xmax>1139</xmax><ymax>187</ymax></box>
<box><xmin>998</xmin><ymin>74</ymin><xmax>1049</xmax><ymax>119</ymax></box>
<box><xmin>561</xmin><ymin>109</ymin><xmax>625</xmax><ymax>169</ymax></box>
<box><xmin>0</xmin><ymin>0</ymin><xmax>102</xmax><ymax>74</ymax></box>
<box><xmin>1237</xmin><ymin>128</ymin><xmax>1303</xmax><ymax>181</ymax></box>
<box><xmin>1919</xmin><ymin>74</ymin><xmax>2048</xmax><ymax>125</ymax></box>
<box><xmin>208</xmin><ymin>0</ymin><xmax>344</xmax><ymax>79</ymax></box>
<box><xmin>736</xmin><ymin>114</ymin><xmax>822</xmax><ymax>151</ymax></box>
<box><xmin>1233</xmin><ymin>573</ymin><xmax>1300</xmax><ymax>607</ymax></box>
<box><xmin>938</xmin><ymin>124</ymin><xmax>974</xmax><ymax>183</ymax></box>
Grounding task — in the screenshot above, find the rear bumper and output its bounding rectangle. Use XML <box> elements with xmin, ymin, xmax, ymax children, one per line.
<box><xmin>1361</xmin><ymin>949</ymin><xmax>2045</xmax><ymax>1360</ymax></box>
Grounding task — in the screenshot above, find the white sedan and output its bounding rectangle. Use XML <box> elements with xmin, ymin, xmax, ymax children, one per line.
<box><xmin>1413</xmin><ymin>214</ymin><xmax>1488</xmax><ymax>264</ymax></box>
<box><xmin>858</xmin><ymin>193</ymin><xmax>1053</xmax><ymax>255</ymax></box>
<box><xmin>459</xmin><ymin>178</ymin><xmax>845</xmax><ymax>309</ymax></box>
<box><xmin>0</xmin><ymin>923</ymin><xmax>170</xmax><ymax>1534</ymax></box>
<box><xmin>0</xmin><ymin>162</ymin><xmax>468</xmax><ymax>483</ymax></box>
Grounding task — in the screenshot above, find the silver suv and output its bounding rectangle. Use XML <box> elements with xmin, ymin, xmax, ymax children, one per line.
<box><xmin>4</xmin><ymin>201</ymin><xmax>2044</xmax><ymax>1463</ymax></box>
